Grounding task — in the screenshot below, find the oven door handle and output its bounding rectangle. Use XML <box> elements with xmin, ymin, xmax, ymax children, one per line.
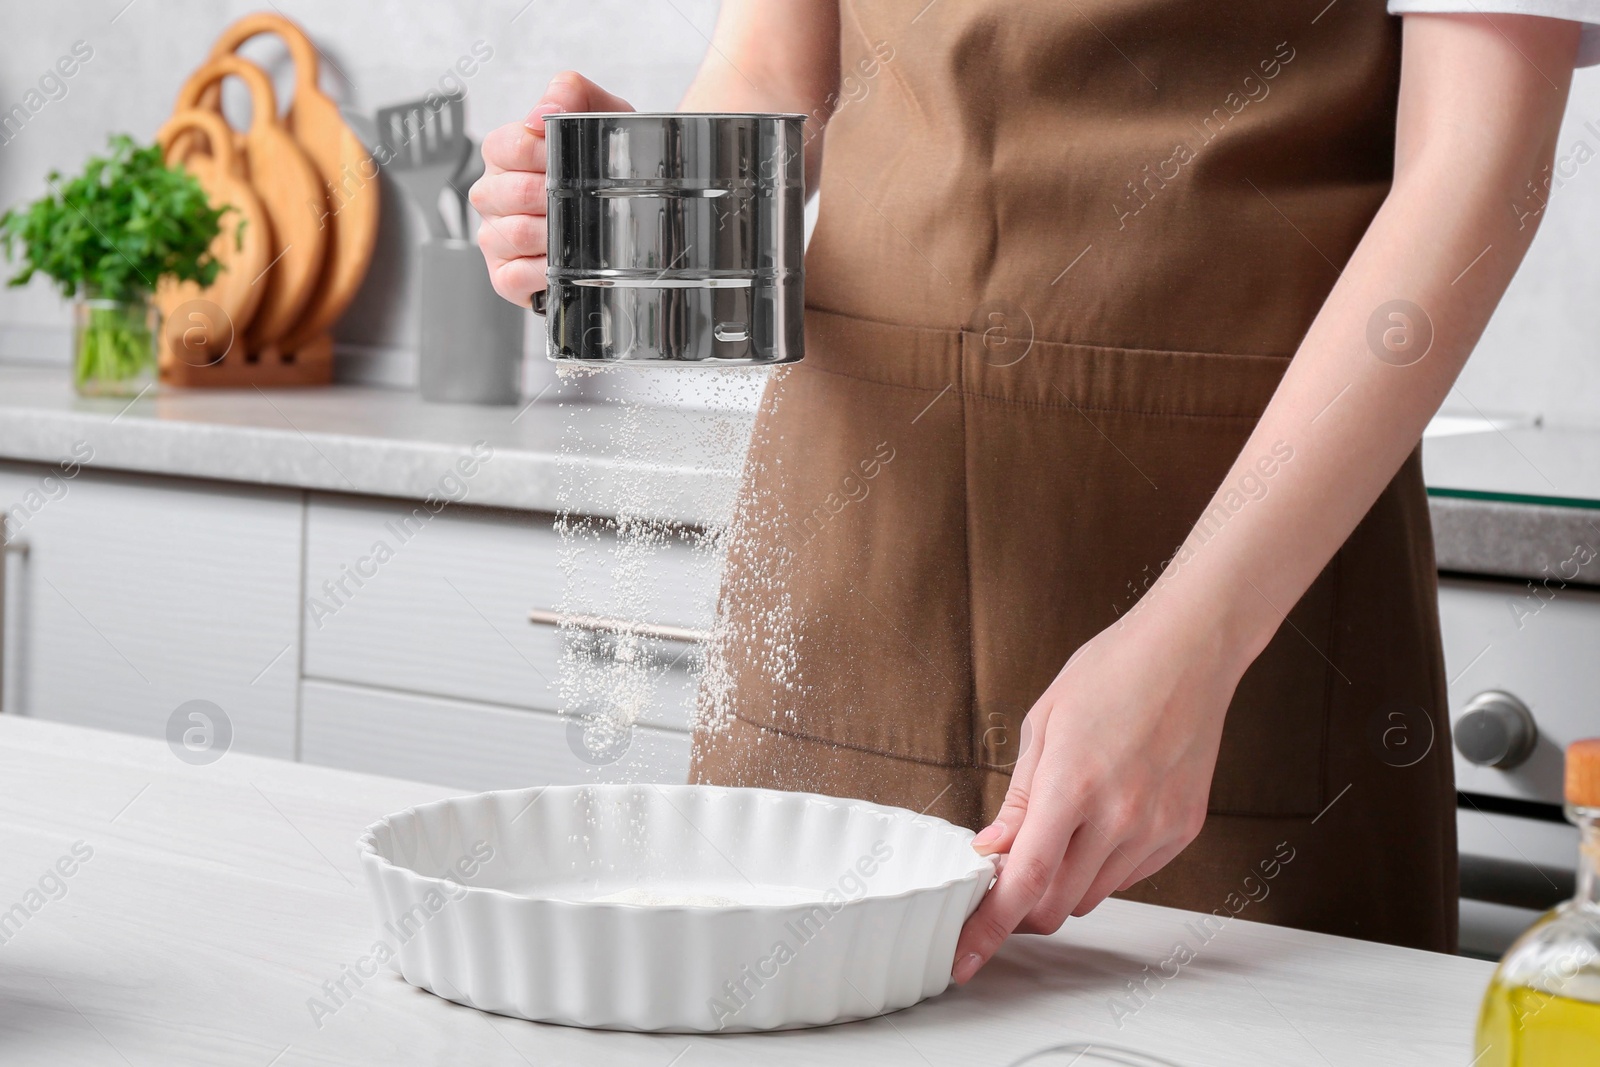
<box><xmin>1459</xmin><ymin>853</ymin><xmax>1574</xmax><ymax>911</ymax></box>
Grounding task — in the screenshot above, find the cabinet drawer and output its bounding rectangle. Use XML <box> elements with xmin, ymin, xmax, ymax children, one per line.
<box><xmin>300</xmin><ymin>680</ymin><xmax>692</xmax><ymax>791</ymax></box>
<box><xmin>302</xmin><ymin>494</ymin><xmax>717</xmax><ymax>724</ymax></box>
<box><xmin>0</xmin><ymin>463</ymin><xmax>302</xmax><ymax>757</ymax></box>
<box><xmin>1440</xmin><ymin>576</ymin><xmax>1600</xmax><ymax>805</ymax></box>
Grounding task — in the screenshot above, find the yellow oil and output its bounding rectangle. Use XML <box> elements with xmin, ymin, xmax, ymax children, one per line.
<box><xmin>1475</xmin><ymin>979</ymin><xmax>1600</xmax><ymax>1066</ymax></box>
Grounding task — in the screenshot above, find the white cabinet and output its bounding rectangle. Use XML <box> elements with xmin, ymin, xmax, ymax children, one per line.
<box><xmin>298</xmin><ymin>492</ymin><xmax>713</xmax><ymax>785</ymax></box>
<box><xmin>0</xmin><ymin>461</ymin><xmax>303</xmax><ymax>758</ymax></box>
<box><xmin>301</xmin><ymin>493</ymin><xmax>713</xmax><ymax>719</ymax></box>
<box><xmin>0</xmin><ymin>463</ymin><xmax>710</xmax><ymax>787</ymax></box>
<box><xmin>301</xmin><ymin>496</ymin><xmax>558</xmax><ymax>710</ymax></box>
<box><xmin>299</xmin><ymin>679</ymin><xmax>692</xmax><ymax>791</ymax></box>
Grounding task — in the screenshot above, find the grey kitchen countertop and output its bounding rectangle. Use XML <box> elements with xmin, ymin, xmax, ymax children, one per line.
<box><xmin>3</xmin><ymin>364</ymin><xmax>1597</xmax><ymax>580</ymax></box>
<box><xmin>1423</xmin><ymin>415</ymin><xmax>1600</xmax><ymax>582</ymax></box>
<box><xmin>0</xmin><ymin>365</ymin><xmax>746</xmax><ymax>527</ymax></box>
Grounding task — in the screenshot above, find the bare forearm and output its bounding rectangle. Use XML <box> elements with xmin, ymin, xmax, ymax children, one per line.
<box><xmin>677</xmin><ymin>0</ymin><xmax>839</xmax><ymax>195</ymax></box>
<box><xmin>1137</xmin><ymin>13</ymin><xmax>1579</xmax><ymax>669</ymax></box>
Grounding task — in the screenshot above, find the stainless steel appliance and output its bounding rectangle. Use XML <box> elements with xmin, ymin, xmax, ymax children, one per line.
<box><xmin>534</xmin><ymin>112</ymin><xmax>805</xmax><ymax>366</ymax></box>
<box><xmin>1421</xmin><ymin>420</ymin><xmax>1600</xmax><ymax>958</ymax></box>
<box><xmin>1439</xmin><ymin>567</ymin><xmax>1591</xmax><ymax>957</ymax></box>
<box><xmin>1430</xmin><ymin>487</ymin><xmax>1600</xmax><ymax>958</ymax></box>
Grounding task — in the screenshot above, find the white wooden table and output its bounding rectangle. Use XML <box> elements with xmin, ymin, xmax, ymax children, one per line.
<box><xmin>0</xmin><ymin>716</ymin><xmax>1493</xmax><ymax>1066</ymax></box>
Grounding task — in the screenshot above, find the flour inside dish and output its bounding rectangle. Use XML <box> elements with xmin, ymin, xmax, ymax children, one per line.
<box><xmin>582</xmin><ymin>883</ymin><xmax>823</xmax><ymax>907</ymax></box>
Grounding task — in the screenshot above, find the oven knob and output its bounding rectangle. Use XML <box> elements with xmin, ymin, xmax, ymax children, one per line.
<box><xmin>1453</xmin><ymin>690</ymin><xmax>1538</xmax><ymax>769</ymax></box>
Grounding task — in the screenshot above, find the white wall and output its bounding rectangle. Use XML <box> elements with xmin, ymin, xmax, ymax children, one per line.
<box><xmin>1450</xmin><ymin>69</ymin><xmax>1600</xmax><ymax>428</ymax></box>
<box><xmin>0</xmin><ymin>0</ymin><xmax>717</xmax><ymax>391</ymax></box>
<box><xmin>1</xmin><ymin>3</ymin><xmax>1596</xmax><ymax>425</ymax></box>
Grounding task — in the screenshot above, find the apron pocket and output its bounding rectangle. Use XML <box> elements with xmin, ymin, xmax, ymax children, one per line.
<box><xmin>1208</xmin><ymin>559</ymin><xmax>1337</xmax><ymax>817</ymax></box>
<box><xmin>962</xmin><ymin>332</ymin><xmax>1334</xmax><ymax>818</ymax></box>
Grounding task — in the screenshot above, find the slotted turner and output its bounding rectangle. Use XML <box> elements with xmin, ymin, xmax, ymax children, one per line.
<box><xmin>377</xmin><ymin>94</ymin><xmax>470</xmax><ymax>241</ymax></box>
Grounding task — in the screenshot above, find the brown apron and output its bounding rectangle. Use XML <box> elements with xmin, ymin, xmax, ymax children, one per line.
<box><xmin>691</xmin><ymin>0</ymin><xmax>1458</xmax><ymax>953</ymax></box>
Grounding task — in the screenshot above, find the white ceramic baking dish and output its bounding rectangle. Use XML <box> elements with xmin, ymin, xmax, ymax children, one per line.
<box><xmin>357</xmin><ymin>784</ymin><xmax>995</xmax><ymax>1032</ymax></box>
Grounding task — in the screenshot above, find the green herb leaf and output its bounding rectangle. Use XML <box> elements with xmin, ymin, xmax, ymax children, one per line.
<box><xmin>0</xmin><ymin>133</ymin><xmax>232</xmax><ymax>303</ymax></box>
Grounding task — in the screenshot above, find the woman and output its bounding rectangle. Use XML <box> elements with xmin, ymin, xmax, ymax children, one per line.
<box><xmin>474</xmin><ymin>1</ymin><xmax>1593</xmax><ymax>983</ymax></box>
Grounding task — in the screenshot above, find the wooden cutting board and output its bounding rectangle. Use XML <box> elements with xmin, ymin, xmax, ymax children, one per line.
<box><xmin>153</xmin><ymin>108</ymin><xmax>271</xmax><ymax>377</ymax></box>
<box><xmin>195</xmin><ymin>13</ymin><xmax>379</xmax><ymax>352</ymax></box>
<box><xmin>171</xmin><ymin>55</ymin><xmax>328</xmax><ymax>352</ymax></box>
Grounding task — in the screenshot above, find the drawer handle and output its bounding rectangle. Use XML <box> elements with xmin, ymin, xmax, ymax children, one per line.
<box><xmin>527</xmin><ymin>608</ymin><xmax>708</xmax><ymax>645</ymax></box>
<box><xmin>1</xmin><ymin>535</ymin><xmax>29</xmax><ymax>714</ymax></box>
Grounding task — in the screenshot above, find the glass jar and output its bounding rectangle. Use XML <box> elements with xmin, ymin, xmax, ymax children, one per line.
<box><xmin>1474</xmin><ymin>739</ymin><xmax>1600</xmax><ymax>1065</ymax></box>
<box><xmin>72</xmin><ymin>293</ymin><xmax>159</xmax><ymax>397</ymax></box>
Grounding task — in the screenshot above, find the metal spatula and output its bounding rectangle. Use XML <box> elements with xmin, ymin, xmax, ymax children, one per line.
<box><xmin>377</xmin><ymin>94</ymin><xmax>470</xmax><ymax>241</ymax></box>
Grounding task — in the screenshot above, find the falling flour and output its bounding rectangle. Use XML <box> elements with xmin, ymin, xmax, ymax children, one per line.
<box><xmin>552</xmin><ymin>365</ymin><xmax>798</xmax><ymax>786</ymax></box>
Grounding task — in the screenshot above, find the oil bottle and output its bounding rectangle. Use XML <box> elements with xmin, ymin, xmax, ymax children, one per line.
<box><xmin>1474</xmin><ymin>737</ymin><xmax>1600</xmax><ymax>1065</ymax></box>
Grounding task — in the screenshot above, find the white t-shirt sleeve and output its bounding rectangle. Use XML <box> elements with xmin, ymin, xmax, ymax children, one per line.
<box><xmin>1387</xmin><ymin>0</ymin><xmax>1600</xmax><ymax>66</ymax></box>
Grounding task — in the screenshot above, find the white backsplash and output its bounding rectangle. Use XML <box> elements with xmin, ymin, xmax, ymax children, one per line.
<box><xmin>1</xmin><ymin>3</ymin><xmax>1596</xmax><ymax>423</ymax></box>
<box><xmin>0</xmin><ymin>0</ymin><xmax>717</xmax><ymax>395</ymax></box>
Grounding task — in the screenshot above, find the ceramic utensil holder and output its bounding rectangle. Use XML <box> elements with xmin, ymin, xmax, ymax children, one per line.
<box><xmin>419</xmin><ymin>239</ymin><xmax>524</xmax><ymax>405</ymax></box>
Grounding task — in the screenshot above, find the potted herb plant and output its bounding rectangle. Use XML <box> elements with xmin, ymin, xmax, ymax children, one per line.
<box><xmin>0</xmin><ymin>134</ymin><xmax>232</xmax><ymax>396</ymax></box>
